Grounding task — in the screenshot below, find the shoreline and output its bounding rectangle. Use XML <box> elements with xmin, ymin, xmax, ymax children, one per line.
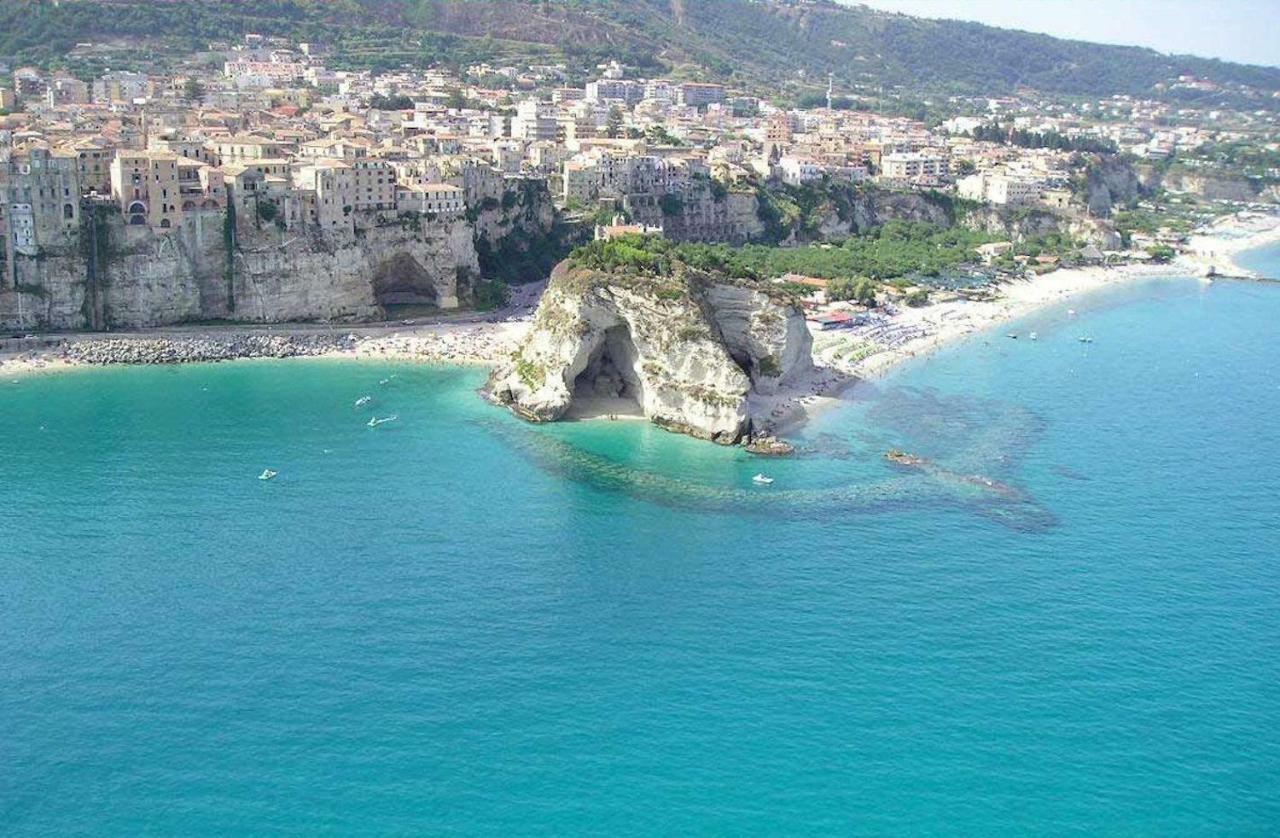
<box><xmin>5</xmin><ymin>213</ymin><xmax>1279</xmax><ymax>437</ymax></box>
<box><xmin>759</xmin><ymin>212</ymin><xmax>1280</xmax><ymax>433</ymax></box>
<box><xmin>0</xmin><ymin>321</ymin><xmax>529</xmax><ymax>382</ymax></box>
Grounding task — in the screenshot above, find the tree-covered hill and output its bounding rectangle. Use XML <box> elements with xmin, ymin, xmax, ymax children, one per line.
<box><xmin>2</xmin><ymin>0</ymin><xmax>1276</xmax><ymax>108</ymax></box>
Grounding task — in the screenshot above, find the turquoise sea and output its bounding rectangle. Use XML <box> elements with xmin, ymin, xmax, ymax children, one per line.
<box><xmin>4</xmin><ymin>248</ymin><xmax>1280</xmax><ymax>833</ymax></box>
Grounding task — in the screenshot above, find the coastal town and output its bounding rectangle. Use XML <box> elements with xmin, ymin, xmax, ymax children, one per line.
<box><xmin>2</xmin><ymin>25</ymin><xmax>1279</xmax><ymax>420</ymax></box>
<box><xmin>7</xmin><ymin>4</ymin><xmax>1280</xmax><ymax>833</ymax></box>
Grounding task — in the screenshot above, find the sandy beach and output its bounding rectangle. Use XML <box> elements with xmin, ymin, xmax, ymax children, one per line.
<box><xmin>754</xmin><ymin>211</ymin><xmax>1280</xmax><ymax>432</ymax></box>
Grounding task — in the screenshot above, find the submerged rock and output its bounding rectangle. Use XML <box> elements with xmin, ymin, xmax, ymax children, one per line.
<box><xmin>486</xmin><ymin>259</ymin><xmax>812</xmax><ymax>444</ymax></box>
<box><xmin>745</xmin><ymin>436</ymin><xmax>796</xmax><ymax>457</ymax></box>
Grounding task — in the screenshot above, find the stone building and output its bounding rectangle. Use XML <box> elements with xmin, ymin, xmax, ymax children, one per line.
<box><xmin>0</xmin><ymin>145</ymin><xmax>82</xmax><ymax>286</ymax></box>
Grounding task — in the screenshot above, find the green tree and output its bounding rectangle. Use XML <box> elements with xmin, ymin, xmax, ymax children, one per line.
<box><xmin>605</xmin><ymin>106</ymin><xmax>624</xmax><ymax>139</ymax></box>
<box><xmin>829</xmin><ymin>277</ymin><xmax>879</xmax><ymax>306</ymax></box>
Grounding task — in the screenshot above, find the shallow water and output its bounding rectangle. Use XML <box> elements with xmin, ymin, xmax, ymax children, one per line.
<box><xmin>3</xmin><ymin>258</ymin><xmax>1280</xmax><ymax>832</ymax></box>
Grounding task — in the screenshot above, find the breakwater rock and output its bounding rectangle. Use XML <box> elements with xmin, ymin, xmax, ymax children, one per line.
<box><xmin>64</xmin><ymin>333</ymin><xmax>357</xmax><ymax>366</ymax></box>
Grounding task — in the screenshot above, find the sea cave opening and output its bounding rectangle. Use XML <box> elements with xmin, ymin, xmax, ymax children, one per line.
<box><xmin>569</xmin><ymin>323</ymin><xmax>646</xmax><ymax>419</ymax></box>
<box><xmin>372</xmin><ymin>253</ymin><xmax>439</xmax><ymax>316</ymax></box>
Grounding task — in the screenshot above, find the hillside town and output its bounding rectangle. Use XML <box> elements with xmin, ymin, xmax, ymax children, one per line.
<box><xmin>1</xmin><ymin>33</ymin><xmax>1278</xmax><ymax>338</ymax></box>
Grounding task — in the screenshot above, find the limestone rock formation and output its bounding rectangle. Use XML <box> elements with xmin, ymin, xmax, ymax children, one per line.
<box><xmin>486</xmin><ymin>260</ymin><xmax>813</xmax><ymax>444</ymax></box>
<box><xmin>0</xmin><ymin>178</ymin><xmax>560</xmax><ymax>331</ymax></box>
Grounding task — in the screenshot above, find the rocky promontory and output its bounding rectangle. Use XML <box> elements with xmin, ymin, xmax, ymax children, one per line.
<box><xmin>486</xmin><ymin>240</ymin><xmax>813</xmax><ymax>444</ymax></box>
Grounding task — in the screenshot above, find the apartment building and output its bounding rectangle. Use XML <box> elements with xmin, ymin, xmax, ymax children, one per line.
<box><xmin>0</xmin><ymin>146</ymin><xmax>81</xmax><ymax>280</ymax></box>
<box><xmin>110</xmin><ymin>151</ymin><xmax>183</xmax><ymax>228</ymax></box>
<box><xmin>880</xmin><ymin>151</ymin><xmax>951</xmax><ymax>180</ymax></box>
<box><xmin>677</xmin><ymin>83</ymin><xmax>726</xmax><ymax>108</ymax></box>
<box><xmin>397</xmin><ymin>183</ymin><xmax>465</xmax><ymax>218</ymax></box>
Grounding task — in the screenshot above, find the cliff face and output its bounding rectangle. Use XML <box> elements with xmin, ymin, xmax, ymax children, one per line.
<box><xmin>0</xmin><ymin>212</ymin><xmax>479</xmax><ymax>331</ymax></box>
<box><xmin>962</xmin><ymin>206</ymin><xmax>1122</xmax><ymax>249</ymax></box>
<box><xmin>472</xmin><ymin>178</ymin><xmax>580</xmax><ymax>286</ymax></box>
<box><xmin>486</xmin><ymin>261</ymin><xmax>813</xmax><ymax>444</ymax></box>
<box><xmin>1157</xmin><ymin>168</ymin><xmax>1276</xmax><ymax>203</ymax></box>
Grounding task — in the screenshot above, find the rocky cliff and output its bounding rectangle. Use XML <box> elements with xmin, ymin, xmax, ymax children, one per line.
<box><xmin>1155</xmin><ymin>167</ymin><xmax>1278</xmax><ymax>203</ymax></box>
<box><xmin>962</xmin><ymin>206</ymin><xmax>1122</xmax><ymax>249</ymax></box>
<box><xmin>486</xmin><ymin>259</ymin><xmax>813</xmax><ymax>444</ymax></box>
<box><xmin>0</xmin><ymin>178</ymin><xmax>560</xmax><ymax>332</ymax></box>
<box><xmin>0</xmin><ymin>212</ymin><xmax>478</xmax><ymax>331</ymax></box>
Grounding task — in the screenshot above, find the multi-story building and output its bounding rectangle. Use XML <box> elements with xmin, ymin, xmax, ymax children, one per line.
<box><xmin>12</xmin><ymin>67</ymin><xmax>47</xmax><ymax>101</ymax></box>
<box><xmin>551</xmin><ymin>87</ymin><xmax>585</xmax><ymax>104</ymax></box>
<box><xmin>778</xmin><ymin>156</ymin><xmax>822</xmax><ymax>186</ymax></box>
<box><xmin>148</xmin><ymin>134</ymin><xmax>220</xmax><ymax>166</ymax></box>
<box><xmin>46</xmin><ymin>76</ymin><xmax>90</xmax><ymax>106</ymax></box>
<box><xmin>585</xmin><ymin>79</ymin><xmax>644</xmax><ymax>104</ymax></box>
<box><xmin>396</xmin><ymin>183</ymin><xmax>465</xmax><ymax>218</ymax></box>
<box><xmin>224</xmin><ymin>59</ymin><xmax>308</xmax><ymax>88</ymax></box>
<box><xmin>677</xmin><ymin>83</ymin><xmax>726</xmax><ymax>108</ymax></box>
<box><xmin>561</xmin><ymin>151</ymin><xmax>661</xmax><ymax>204</ymax></box>
<box><xmin>293</xmin><ymin>159</ymin><xmax>356</xmax><ymax>232</ymax></box>
<box><xmin>350</xmin><ymin>159</ymin><xmax>397</xmax><ymax>211</ymax></box>
<box><xmin>92</xmin><ymin>71</ymin><xmax>151</xmax><ymax>103</ymax></box>
<box><xmin>214</xmin><ymin>136</ymin><xmax>290</xmax><ymax>163</ymax></box>
<box><xmin>957</xmin><ymin>171</ymin><xmax>1042</xmax><ymax>206</ymax></box>
<box><xmin>880</xmin><ymin>151</ymin><xmax>951</xmax><ymax>181</ymax></box>
<box><xmin>0</xmin><ymin>146</ymin><xmax>82</xmax><ymax>286</ymax></box>
<box><xmin>110</xmin><ymin>151</ymin><xmax>183</xmax><ymax>228</ymax></box>
<box><xmin>512</xmin><ymin>100</ymin><xmax>559</xmax><ymax>143</ymax></box>
<box><xmin>63</xmin><ymin>137</ymin><xmax>117</xmax><ymax>196</ymax></box>
<box><xmin>176</xmin><ymin>159</ymin><xmax>226</xmax><ymax>211</ymax></box>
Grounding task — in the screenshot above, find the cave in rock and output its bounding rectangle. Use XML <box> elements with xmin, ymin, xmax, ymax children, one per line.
<box><xmin>572</xmin><ymin>323</ymin><xmax>645</xmax><ymax>409</ymax></box>
<box><xmin>372</xmin><ymin>253</ymin><xmax>438</xmax><ymax>314</ymax></box>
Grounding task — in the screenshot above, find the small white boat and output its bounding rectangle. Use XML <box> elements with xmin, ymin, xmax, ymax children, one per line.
<box><xmin>354</xmin><ymin>396</ymin><xmax>372</xmax><ymax>408</ymax></box>
<box><xmin>258</xmin><ymin>469</ymin><xmax>278</xmax><ymax>481</ymax></box>
<box><xmin>1029</xmin><ymin>331</ymin><xmax>1038</xmax><ymax>341</ymax></box>
<box><xmin>378</xmin><ymin>378</ymin><xmax>390</xmax><ymax>386</ymax></box>
<box><xmin>1067</xmin><ymin>309</ymin><xmax>1077</xmax><ymax>316</ymax></box>
<box><xmin>1078</xmin><ymin>336</ymin><xmax>1094</xmax><ymax>344</ymax></box>
<box><xmin>1006</xmin><ymin>333</ymin><xmax>1018</xmax><ymax>340</ymax></box>
<box><xmin>752</xmin><ymin>474</ymin><xmax>774</xmax><ymax>485</ymax></box>
<box><xmin>367</xmin><ymin>415</ymin><xmax>399</xmax><ymax>428</ymax></box>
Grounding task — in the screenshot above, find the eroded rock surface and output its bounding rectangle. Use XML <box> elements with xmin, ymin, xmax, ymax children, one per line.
<box><xmin>486</xmin><ymin>260</ymin><xmax>812</xmax><ymax>444</ymax></box>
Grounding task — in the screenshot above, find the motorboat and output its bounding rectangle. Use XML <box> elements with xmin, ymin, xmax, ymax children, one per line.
<box><xmin>752</xmin><ymin>474</ymin><xmax>774</xmax><ymax>485</ymax></box>
<box><xmin>367</xmin><ymin>415</ymin><xmax>399</xmax><ymax>428</ymax></box>
<box><xmin>354</xmin><ymin>396</ymin><xmax>372</xmax><ymax>408</ymax></box>
<box><xmin>258</xmin><ymin>469</ymin><xmax>278</xmax><ymax>481</ymax></box>
<box><xmin>1029</xmin><ymin>331</ymin><xmax>1038</xmax><ymax>341</ymax></box>
<box><xmin>1078</xmin><ymin>336</ymin><xmax>1094</xmax><ymax>344</ymax></box>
